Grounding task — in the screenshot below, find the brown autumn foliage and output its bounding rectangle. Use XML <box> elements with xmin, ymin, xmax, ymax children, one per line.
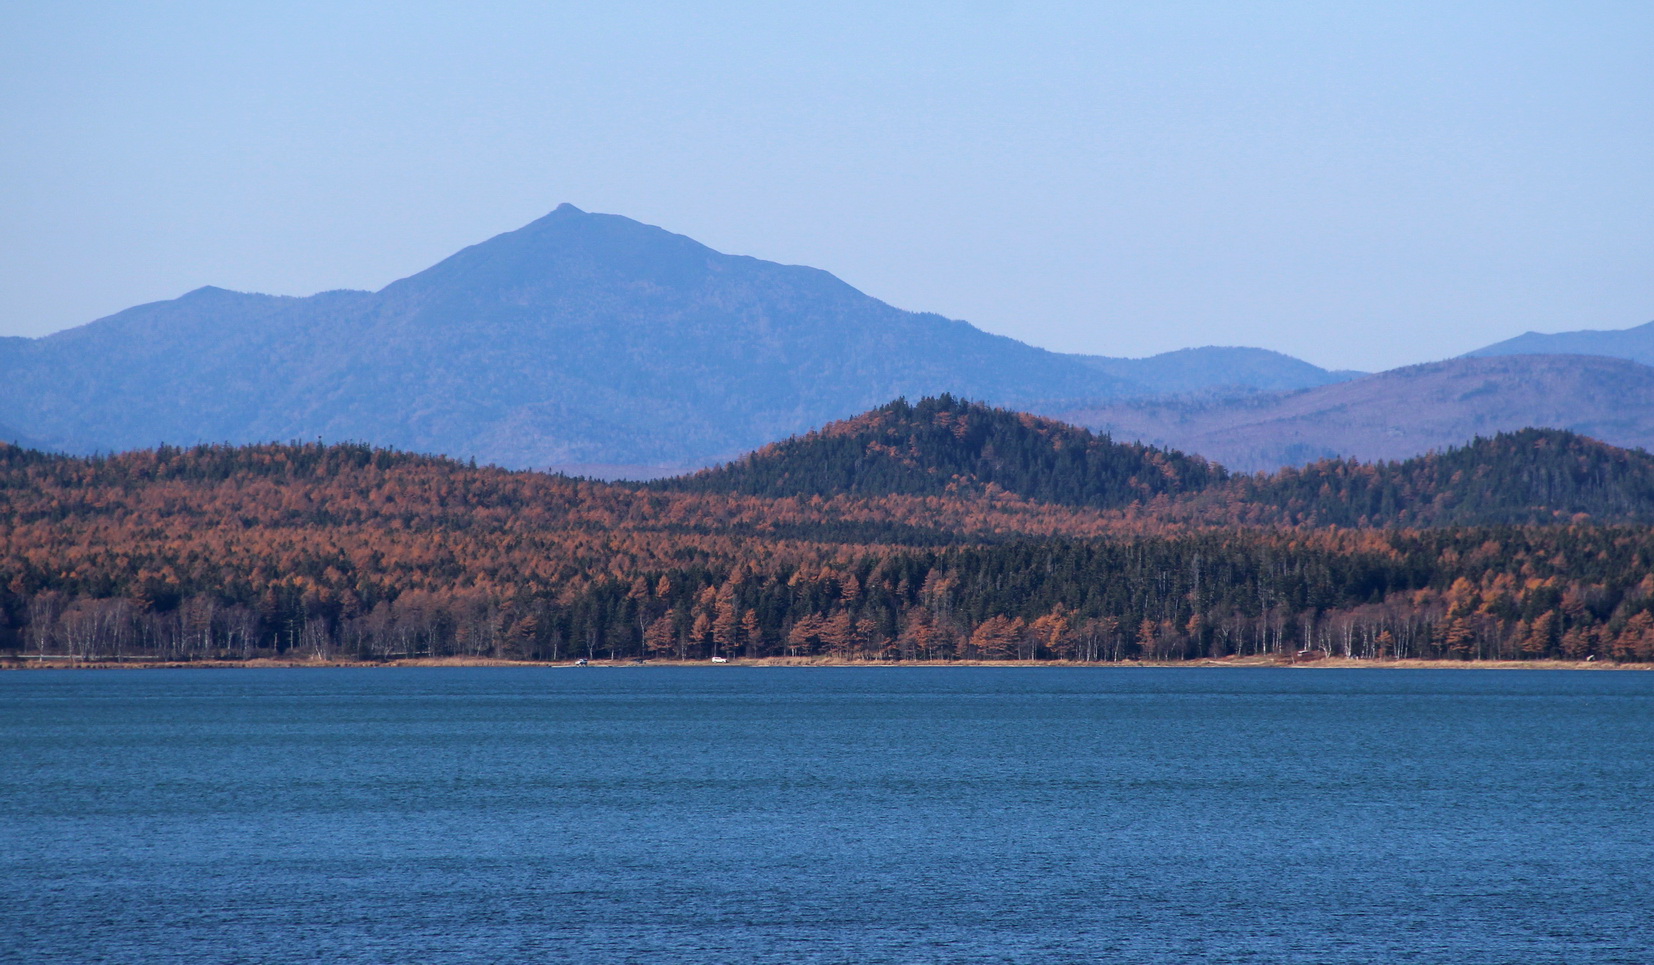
<box><xmin>4</xmin><ymin>439</ymin><xmax>1654</xmax><ymax>665</ymax></box>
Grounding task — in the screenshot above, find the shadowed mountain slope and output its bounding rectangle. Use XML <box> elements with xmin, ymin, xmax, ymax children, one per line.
<box><xmin>1050</xmin><ymin>355</ymin><xmax>1654</xmax><ymax>473</ymax></box>
<box><xmin>655</xmin><ymin>395</ymin><xmax>1226</xmax><ymax>508</ymax></box>
<box><xmin>0</xmin><ymin>206</ymin><xmax>1133</xmax><ymax>473</ymax></box>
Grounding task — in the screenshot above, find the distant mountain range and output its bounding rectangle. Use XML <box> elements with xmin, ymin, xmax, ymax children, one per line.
<box><xmin>1070</xmin><ymin>346</ymin><xmax>1361</xmax><ymax>396</ymax></box>
<box><xmin>1050</xmin><ymin>354</ymin><xmax>1654</xmax><ymax>473</ymax></box>
<box><xmin>0</xmin><ymin>206</ymin><xmax>1366</xmax><ymax>474</ymax></box>
<box><xmin>0</xmin><ymin>206</ymin><xmax>1148</xmax><ymax>474</ymax></box>
<box><xmin>1</xmin><ymin>204</ymin><xmax>1650</xmax><ymax>473</ymax></box>
<box><xmin>1466</xmin><ymin>320</ymin><xmax>1654</xmax><ymax>366</ymax></box>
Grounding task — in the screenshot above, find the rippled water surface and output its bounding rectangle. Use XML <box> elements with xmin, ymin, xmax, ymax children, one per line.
<box><xmin>3</xmin><ymin>667</ymin><xmax>1651</xmax><ymax>964</ymax></box>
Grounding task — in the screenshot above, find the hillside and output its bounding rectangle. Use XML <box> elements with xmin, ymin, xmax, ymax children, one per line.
<box><xmin>660</xmin><ymin>398</ymin><xmax>1654</xmax><ymax>525</ymax></box>
<box><xmin>1236</xmin><ymin>429</ymin><xmax>1654</xmax><ymax>526</ymax></box>
<box><xmin>1050</xmin><ymin>355</ymin><xmax>1654</xmax><ymax>472</ymax></box>
<box><xmin>1467</xmin><ymin>320</ymin><xmax>1654</xmax><ymax>366</ymax></box>
<box><xmin>0</xmin><ymin>206</ymin><xmax>1137</xmax><ymax>474</ymax></box>
<box><xmin>657</xmin><ymin>396</ymin><xmax>1225</xmax><ymax>507</ymax></box>
<box><xmin>6</xmin><ymin>436</ymin><xmax>1654</xmax><ymax>665</ymax></box>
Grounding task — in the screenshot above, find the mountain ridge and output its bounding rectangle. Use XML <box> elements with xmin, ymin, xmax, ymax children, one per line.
<box><xmin>1466</xmin><ymin>320</ymin><xmax>1654</xmax><ymax>366</ymax></box>
<box><xmin>1066</xmin><ymin>345</ymin><xmax>1362</xmax><ymax>396</ymax></box>
<box><xmin>1051</xmin><ymin>354</ymin><xmax>1654</xmax><ymax>473</ymax></box>
<box><xmin>0</xmin><ymin>206</ymin><xmax>1138</xmax><ymax>471</ymax></box>
<box><xmin>4</xmin><ymin>205</ymin><xmax>1653</xmax><ymax>474</ymax></box>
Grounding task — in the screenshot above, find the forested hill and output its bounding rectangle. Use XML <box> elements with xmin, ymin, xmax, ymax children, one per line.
<box><xmin>7</xmin><ymin>437</ymin><xmax>1654</xmax><ymax>665</ymax></box>
<box><xmin>654</xmin><ymin>396</ymin><xmax>1227</xmax><ymax>508</ymax></box>
<box><xmin>654</xmin><ymin>398</ymin><xmax>1654</xmax><ymax>524</ymax></box>
<box><xmin>1236</xmin><ymin>429</ymin><xmax>1654</xmax><ymax>526</ymax></box>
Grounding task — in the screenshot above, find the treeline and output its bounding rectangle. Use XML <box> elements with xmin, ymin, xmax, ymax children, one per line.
<box><xmin>12</xmin><ymin>527</ymin><xmax>1654</xmax><ymax>664</ymax></box>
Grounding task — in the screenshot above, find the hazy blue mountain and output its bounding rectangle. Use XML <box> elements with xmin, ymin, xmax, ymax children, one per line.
<box><xmin>0</xmin><ymin>205</ymin><xmax>1137</xmax><ymax>473</ymax></box>
<box><xmin>14</xmin><ymin>203</ymin><xmax>1629</xmax><ymax>476</ymax></box>
<box><xmin>1066</xmin><ymin>346</ymin><xmax>1361</xmax><ymax>396</ymax></box>
<box><xmin>0</xmin><ymin>418</ymin><xmax>47</xmax><ymax>451</ymax></box>
<box><xmin>0</xmin><ymin>287</ymin><xmax>376</xmax><ymax>455</ymax></box>
<box><xmin>1050</xmin><ymin>354</ymin><xmax>1654</xmax><ymax>473</ymax></box>
<box><xmin>1466</xmin><ymin>321</ymin><xmax>1654</xmax><ymax>366</ymax></box>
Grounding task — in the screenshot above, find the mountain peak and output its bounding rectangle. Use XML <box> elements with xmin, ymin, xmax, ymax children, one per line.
<box><xmin>533</xmin><ymin>202</ymin><xmax>591</xmax><ymax>223</ymax></box>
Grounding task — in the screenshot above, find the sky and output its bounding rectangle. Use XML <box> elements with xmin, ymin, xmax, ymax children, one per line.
<box><xmin>1</xmin><ymin>1</ymin><xmax>1650</xmax><ymax>371</ymax></box>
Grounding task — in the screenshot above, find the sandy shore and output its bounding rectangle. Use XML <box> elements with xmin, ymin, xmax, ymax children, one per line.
<box><xmin>3</xmin><ymin>654</ymin><xmax>1649</xmax><ymax>670</ymax></box>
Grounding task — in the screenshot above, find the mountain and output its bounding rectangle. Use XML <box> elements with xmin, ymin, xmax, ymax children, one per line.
<box><xmin>1236</xmin><ymin>428</ymin><xmax>1654</xmax><ymax>526</ymax></box>
<box><xmin>1467</xmin><ymin>320</ymin><xmax>1654</xmax><ymax>366</ymax></box>
<box><xmin>0</xmin><ymin>420</ymin><xmax>40</xmax><ymax>449</ymax></box>
<box><xmin>0</xmin><ymin>287</ymin><xmax>377</xmax><ymax>455</ymax></box>
<box><xmin>1049</xmin><ymin>355</ymin><xmax>1654</xmax><ymax>473</ymax></box>
<box><xmin>656</xmin><ymin>395</ymin><xmax>1225</xmax><ymax>507</ymax></box>
<box><xmin>10</xmin><ymin>204</ymin><xmax>1645</xmax><ymax>476</ymax></box>
<box><xmin>1066</xmin><ymin>346</ymin><xmax>1361</xmax><ymax>396</ymax></box>
<box><xmin>0</xmin><ymin>206</ymin><xmax>1135</xmax><ymax>474</ymax></box>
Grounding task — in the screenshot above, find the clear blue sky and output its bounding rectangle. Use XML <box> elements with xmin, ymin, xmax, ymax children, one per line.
<box><xmin>2</xmin><ymin>1</ymin><xmax>1650</xmax><ymax>370</ymax></box>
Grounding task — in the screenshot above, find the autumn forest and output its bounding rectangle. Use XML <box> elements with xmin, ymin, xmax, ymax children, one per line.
<box><xmin>6</xmin><ymin>397</ymin><xmax>1654</xmax><ymax>665</ymax></box>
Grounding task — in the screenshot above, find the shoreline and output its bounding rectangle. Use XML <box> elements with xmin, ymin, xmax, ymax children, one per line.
<box><xmin>3</xmin><ymin>655</ymin><xmax>1649</xmax><ymax>671</ymax></box>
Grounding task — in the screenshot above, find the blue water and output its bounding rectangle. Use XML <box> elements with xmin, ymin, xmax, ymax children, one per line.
<box><xmin>2</xmin><ymin>668</ymin><xmax>1651</xmax><ymax>964</ymax></box>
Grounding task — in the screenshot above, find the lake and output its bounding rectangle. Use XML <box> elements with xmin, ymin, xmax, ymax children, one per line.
<box><xmin>2</xmin><ymin>667</ymin><xmax>1651</xmax><ymax>964</ymax></box>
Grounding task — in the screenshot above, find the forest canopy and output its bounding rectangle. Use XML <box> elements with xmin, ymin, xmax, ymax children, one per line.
<box><xmin>5</xmin><ymin>400</ymin><xmax>1654</xmax><ymax>664</ymax></box>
